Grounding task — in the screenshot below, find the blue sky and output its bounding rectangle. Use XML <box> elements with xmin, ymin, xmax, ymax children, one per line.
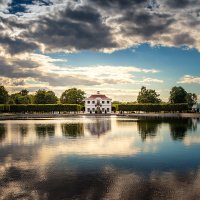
<box><xmin>0</xmin><ymin>0</ymin><xmax>200</xmax><ymax>101</ymax></box>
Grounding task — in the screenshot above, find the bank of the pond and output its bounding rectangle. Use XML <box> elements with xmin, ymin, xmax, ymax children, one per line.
<box><xmin>0</xmin><ymin>112</ymin><xmax>200</xmax><ymax>120</ymax></box>
<box><xmin>118</xmin><ymin>113</ymin><xmax>200</xmax><ymax>118</ymax></box>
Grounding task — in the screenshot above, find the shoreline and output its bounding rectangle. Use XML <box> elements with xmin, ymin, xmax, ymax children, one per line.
<box><xmin>0</xmin><ymin>113</ymin><xmax>200</xmax><ymax>120</ymax></box>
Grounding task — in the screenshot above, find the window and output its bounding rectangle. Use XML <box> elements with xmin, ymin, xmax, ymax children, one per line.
<box><xmin>92</xmin><ymin>108</ymin><xmax>95</xmax><ymax>112</ymax></box>
<box><xmin>92</xmin><ymin>101</ymin><xmax>95</xmax><ymax>104</ymax></box>
<box><xmin>102</xmin><ymin>101</ymin><xmax>104</xmax><ymax>104</ymax></box>
<box><xmin>107</xmin><ymin>101</ymin><xmax>110</xmax><ymax>104</ymax></box>
<box><xmin>102</xmin><ymin>108</ymin><xmax>105</xmax><ymax>112</ymax></box>
<box><xmin>87</xmin><ymin>108</ymin><xmax>90</xmax><ymax>112</ymax></box>
<box><xmin>107</xmin><ymin>108</ymin><xmax>109</xmax><ymax>112</ymax></box>
<box><xmin>87</xmin><ymin>101</ymin><xmax>90</xmax><ymax>104</ymax></box>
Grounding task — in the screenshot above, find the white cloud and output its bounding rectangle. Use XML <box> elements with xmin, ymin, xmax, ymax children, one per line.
<box><xmin>178</xmin><ymin>75</ymin><xmax>200</xmax><ymax>84</ymax></box>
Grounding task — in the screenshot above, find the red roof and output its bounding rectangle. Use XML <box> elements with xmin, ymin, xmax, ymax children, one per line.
<box><xmin>86</xmin><ymin>94</ymin><xmax>111</xmax><ymax>100</ymax></box>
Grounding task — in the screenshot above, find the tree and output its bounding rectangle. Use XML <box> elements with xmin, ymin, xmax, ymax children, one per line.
<box><xmin>34</xmin><ymin>90</ymin><xmax>57</xmax><ymax>104</ymax></box>
<box><xmin>0</xmin><ymin>86</ymin><xmax>8</xmax><ymax>104</ymax></box>
<box><xmin>45</xmin><ymin>91</ymin><xmax>58</xmax><ymax>104</ymax></box>
<box><xmin>186</xmin><ymin>93</ymin><xmax>197</xmax><ymax>108</ymax></box>
<box><xmin>60</xmin><ymin>88</ymin><xmax>85</xmax><ymax>104</ymax></box>
<box><xmin>169</xmin><ymin>86</ymin><xmax>187</xmax><ymax>103</ymax></box>
<box><xmin>10</xmin><ymin>92</ymin><xmax>31</xmax><ymax>104</ymax></box>
<box><xmin>20</xmin><ymin>89</ymin><xmax>29</xmax><ymax>96</ymax></box>
<box><xmin>137</xmin><ymin>86</ymin><xmax>161</xmax><ymax>103</ymax></box>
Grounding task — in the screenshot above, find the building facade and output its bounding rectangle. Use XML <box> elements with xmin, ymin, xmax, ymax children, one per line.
<box><xmin>85</xmin><ymin>91</ymin><xmax>112</xmax><ymax>114</ymax></box>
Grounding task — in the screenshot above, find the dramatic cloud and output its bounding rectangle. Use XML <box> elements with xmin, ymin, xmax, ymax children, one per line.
<box><xmin>0</xmin><ymin>51</ymin><xmax>161</xmax><ymax>91</ymax></box>
<box><xmin>0</xmin><ymin>0</ymin><xmax>198</xmax><ymax>98</ymax></box>
<box><xmin>1</xmin><ymin>0</ymin><xmax>200</xmax><ymax>54</ymax></box>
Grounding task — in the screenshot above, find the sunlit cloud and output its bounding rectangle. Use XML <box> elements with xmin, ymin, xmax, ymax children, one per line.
<box><xmin>178</xmin><ymin>75</ymin><xmax>200</xmax><ymax>84</ymax></box>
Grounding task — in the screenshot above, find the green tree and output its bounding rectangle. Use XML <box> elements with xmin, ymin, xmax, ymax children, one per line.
<box><xmin>60</xmin><ymin>88</ymin><xmax>85</xmax><ymax>104</ymax></box>
<box><xmin>186</xmin><ymin>93</ymin><xmax>197</xmax><ymax>108</ymax></box>
<box><xmin>45</xmin><ymin>91</ymin><xmax>58</xmax><ymax>104</ymax></box>
<box><xmin>20</xmin><ymin>89</ymin><xmax>29</xmax><ymax>96</ymax></box>
<box><xmin>169</xmin><ymin>86</ymin><xmax>187</xmax><ymax>103</ymax></box>
<box><xmin>137</xmin><ymin>86</ymin><xmax>161</xmax><ymax>103</ymax></box>
<box><xmin>10</xmin><ymin>93</ymin><xmax>31</xmax><ymax>104</ymax></box>
<box><xmin>34</xmin><ymin>90</ymin><xmax>57</xmax><ymax>104</ymax></box>
<box><xmin>0</xmin><ymin>86</ymin><xmax>9</xmax><ymax>104</ymax></box>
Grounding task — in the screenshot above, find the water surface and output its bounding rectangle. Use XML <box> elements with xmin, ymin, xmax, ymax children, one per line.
<box><xmin>0</xmin><ymin>116</ymin><xmax>200</xmax><ymax>200</ymax></box>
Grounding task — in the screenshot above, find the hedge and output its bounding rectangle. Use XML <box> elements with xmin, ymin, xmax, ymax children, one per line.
<box><xmin>118</xmin><ymin>103</ymin><xmax>189</xmax><ymax>112</ymax></box>
<box><xmin>0</xmin><ymin>104</ymin><xmax>81</xmax><ymax>113</ymax></box>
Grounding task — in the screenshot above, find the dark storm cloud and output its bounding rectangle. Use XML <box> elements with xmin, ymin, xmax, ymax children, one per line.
<box><xmin>165</xmin><ymin>0</ymin><xmax>199</xmax><ymax>9</ymax></box>
<box><xmin>117</xmin><ymin>12</ymin><xmax>174</xmax><ymax>38</ymax></box>
<box><xmin>1</xmin><ymin>0</ymin><xmax>200</xmax><ymax>54</ymax></box>
<box><xmin>173</xmin><ymin>33</ymin><xmax>195</xmax><ymax>46</ymax></box>
<box><xmin>0</xmin><ymin>57</ymin><xmax>39</xmax><ymax>78</ymax></box>
<box><xmin>0</xmin><ymin>35</ymin><xmax>39</xmax><ymax>54</ymax></box>
<box><xmin>22</xmin><ymin>4</ymin><xmax>116</xmax><ymax>52</ymax></box>
<box><xmin>87</xmin><ymin>0</ymin><xmax>146</xmax><ymax>9</ymax></box>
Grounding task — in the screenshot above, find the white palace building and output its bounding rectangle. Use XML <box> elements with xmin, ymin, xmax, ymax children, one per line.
<box><xmin>84</xmin><ymin>91</ymin><xmax>112</xmax><ymax>114</ymax></box>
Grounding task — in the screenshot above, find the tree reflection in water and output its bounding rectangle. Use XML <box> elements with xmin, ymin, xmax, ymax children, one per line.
<box><xmin>137</xmin><ymin>119</ymin><xmax>162</xmax><ymax>141</ymax></box>
<box><xmin>0</xmin><ymin>123</ymin><xmax>6</xmax><ymax>142</ymax></box>
<box><xmin>169</xmin><ymin>118</ymin><xmax>197</xmax><ymax>140</ymax></box>
<box><xmin>137</xmin><ymin>117</ymin><xmax>197</xmax><ymax>141</ymax></box>
<box><xmin>35</xmin><ymin>124</ymin><xmax>55</xmax><ymax>138</ymax></box>
<box><xmin>19</xmin><ymin>124</ymin><xmax>28</xmax><ymax>137</ymax></box>
<box><xmin>62</xmin><ymin>123</ymin><xmax>84</xmax><ymax>137</ymax></box>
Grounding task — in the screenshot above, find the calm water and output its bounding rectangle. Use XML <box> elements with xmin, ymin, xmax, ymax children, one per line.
<box><xmin>0</xmin><ymin>116</ymin><xmax>200</xmax><ymax>200</ymax></box>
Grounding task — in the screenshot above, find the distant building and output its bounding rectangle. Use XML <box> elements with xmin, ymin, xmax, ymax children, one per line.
<box><xmin>84</xmin><ymin>91</ymin><xmax>112</xmax><ymax>114</ymax></box>
<box><xmin>192</xmin><ymin>104</ymin><xmax>200</xmax><ymax>112</ymax></box>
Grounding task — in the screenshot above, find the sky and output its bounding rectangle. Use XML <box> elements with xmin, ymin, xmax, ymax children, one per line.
<box><xmin>0</xmin><ymin>0</ymin><xmax>200</xmax><ymax>102</ymax></box>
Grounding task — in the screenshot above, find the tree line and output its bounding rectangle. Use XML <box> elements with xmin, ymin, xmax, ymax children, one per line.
<box><xmin>0</xmin><ymin>85</ymin><xmax>197</xmax><ymax>108</ymax></box>
<box><xmin>0</xmin><ymin>87</ymin><xmax>85</xmax><ymax>105</ymax></box>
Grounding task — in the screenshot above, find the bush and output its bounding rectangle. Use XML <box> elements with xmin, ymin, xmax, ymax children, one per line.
<box><xmin>0</xmin><ymin>104</ymin><xmax>81</xmax><ymax>113</ymax></box>
<box><xmin>118</xmin><ymin>103</ymin><xmax>189</xmax><ymax>113</ymax></box>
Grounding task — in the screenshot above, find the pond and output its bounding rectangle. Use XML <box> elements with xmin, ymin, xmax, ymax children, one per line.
<box><xmin>0</xmin><ymin>116</ymin><xmax>200</xmax><ymax>200</ymax></box>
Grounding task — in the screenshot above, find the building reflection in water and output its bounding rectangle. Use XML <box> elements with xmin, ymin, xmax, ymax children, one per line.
<box><xmin>35</xmin><ymin>124</ymin><xmax>55</xmax><ymax>138</ymax></box>
<box><xmin>86</xmin><ymin>118</ymin><xmax>111</xmax><ymax>136</ymax></box>
<box><xmin>61</xmin><ymin>123</ymin><xmax>84</xmax><ymax>137</ymax></box>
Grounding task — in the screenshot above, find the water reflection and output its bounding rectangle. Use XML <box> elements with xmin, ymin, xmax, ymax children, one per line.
<box><xmin>19</xmin><ymin>124</ymin><xmax>28</xmax><ymax>137</ymax></box>
<box><xmin>35</xmin><ymin>124</ymin><xmax>55</xmax><ymax>138</ymax></box>
<box><xmin>86</xmin><ymin>118</ymin><xmax>111</xmax><ymax>136</ymax></box>
<box><xmin>62</xmin><ymin>123</ymin><xmax>84</xmax><ymax>137</ymax></box>
<box><xmin>169</xmin><ymin>118</ymin><xmax>197</xmax><ymax>140</ymax></box>
<box><xmin>0</xmin><ymin>117</ymin><xmax>200</xmax><ymax>199</ymax></box>
<box><xmin>137</xmin><ymin>119</ymin><xmax>161</xmax><ymax>141</ymax></box>
<box><xmin>0</xmin><ymin>123</ymin><xmax>6</xmax><ymax>142</ymax></box>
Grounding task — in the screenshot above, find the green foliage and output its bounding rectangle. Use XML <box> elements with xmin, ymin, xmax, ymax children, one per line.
<box><xmin>169</xmin><ymin>86</ymin><xmax>197</xmax><ymax>108</ymax></box>
<box><xmin>137</xmin><ymin>86</ymin><xmax>161</xmax><ymax>103</ymax></box>
<box><xmin>169</xmin><ymin>86</ymin><xmax>187</xmax><ymax>103</ymax></box>
<box><xmin>186</xmin><ymin>93</ymin><xmax>197</xmax><ymax>108</ymax></box>
<box><xmin>7</xmin><ymin>104</ymin><xmax>81</xmax><ymax>113</ymax></box>
<box><xmin>112</xmin><ymin>104</ymin><xmax>118</xmax><ymax>113</ymax></box>
<box><xmin>0</xmin><ymin>105</ymin><xmax>10</xmax><ymax>112</ymax></box>
<box><xmin>34</xmin><ymin>90</ymin><xmax>57</xmax><ymax>104</ymax></box>
<box><xmin>10</xmin><ymin>93</ymin><xmax>31</xmax><ymax>104</ymax></box>
<box><xmin>118</xmin><ymin>103</ymin><xmax>189</xmax><ymax>112</ymax></box>
<box><xmin>60</xmin><ymin>88</ymin><xmax>85</xmax><ymax>104</ymax></box>
<box><xmin>20</xmin><ymin>89</ymin><xmax>29</xmax><ymax>96</ymax></box>
<box><xmin>9</xmin><ymin>90</ymin><xmax>32</xmax><ymax>104</ymax></box>
<box><xmin>0</xmin><ymin>86</ymin><xmax>9</xmax><ymax>104</ymax></box>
